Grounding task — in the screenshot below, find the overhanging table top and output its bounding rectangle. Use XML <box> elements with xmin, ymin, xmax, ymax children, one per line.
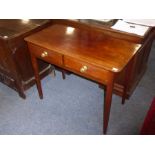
<box><xmin>25</xmin><ymin>24</ymin><xmax>141</xmax><ymax>72</ymax></box>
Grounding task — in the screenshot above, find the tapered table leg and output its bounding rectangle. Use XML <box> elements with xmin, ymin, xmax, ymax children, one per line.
<box><xmin>103</xmin><ymin>73</ymin><xmax>115</xmax><ymax>134</ymax></box>
<box><xmin>30</xmin><ymin>54</ymin><xmax>43</xmax><ymax>99</ymax></box>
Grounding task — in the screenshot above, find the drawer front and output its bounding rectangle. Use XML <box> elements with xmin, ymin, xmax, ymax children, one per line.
<box><xmin>64</xmin><ymin>56</ymin><xmax>109</xmax><ymax>84</ymax></box>
<box><xmin>28</xmin><ymin>43</ymin><xmax>63</xmax><ymax>66</ymax></box>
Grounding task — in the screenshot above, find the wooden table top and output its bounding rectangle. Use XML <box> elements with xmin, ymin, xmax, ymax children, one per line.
<box><xmin>25</xmin><ymin>24</ymin><xmax>141</xmax><ymax>72</ymax></box>
<box><xmin>0</xmin><ymin>19</ymin><xmax>50</xmax><ymax>39</ymax></box>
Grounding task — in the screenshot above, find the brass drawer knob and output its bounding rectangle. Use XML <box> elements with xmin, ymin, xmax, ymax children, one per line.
<box><xmin>80</xmin><ymin>65</ymin><xmax>88</xmax><ymax>73</ymax></box>
<box><xmin>41</xmin><ymin>51</ymin><xmax>48</xmax><ymax>57</ymax></box>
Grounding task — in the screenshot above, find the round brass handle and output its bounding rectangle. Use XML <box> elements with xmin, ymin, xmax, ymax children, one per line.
<box><xmin>41</xmin><ymin>51</ymin><xmax>48</xmax><ymax>57</ymax></box>
<box><xmin>80</xmin><ymin>66</ymin><xmax>88</xmax><ymax>73</ymax></box>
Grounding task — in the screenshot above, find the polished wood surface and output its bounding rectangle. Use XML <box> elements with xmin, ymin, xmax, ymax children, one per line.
<box><xmin>51</xmin><ymin>19</ymin><xmax>154</xmax><ymax>99</ymax></box>
<box><xmin>52</xmin><ymin>19</ymin><xmax>152</xmax><ymax>43</ymax></box>
<box><xmin>0</xmin><ymin>19</ymin><xmax>50</xmax><ymax>38</ymax></box>
<box><xmin>25</xmin><ymin>25</ymin><xmax>141</xmax><ymax>73</ymax></box>
<box><xmin>0</xmin><ymin>19</ymin><xmax>53</xmax><ymax>98</ymax></box>
<box><xmin>25</xmin><ymin>24</ymin><xmax>141</xmax><ymax>134</ymax></box>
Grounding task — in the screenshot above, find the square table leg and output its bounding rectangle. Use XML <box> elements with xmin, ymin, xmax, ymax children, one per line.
<box><xmin>103</xmin><ymin>73</ymin><xmax>115</xmax><ymax>134</ymax></box>
<box><xmin>30</xmin><ymin>54</ymin><xmax>43</xmax><ymax>99</ymax></box>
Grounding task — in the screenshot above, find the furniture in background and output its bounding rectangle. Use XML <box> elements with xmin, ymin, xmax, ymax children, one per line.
<box><xmin>0</xmin><ymin>19</ymin><xmax>53</xmax><ymax>98</ymax></box>
<box><xmin>25</xmin><ymin>24</ymin><xmax>141</xmax><ymax>134</ymax></box>
<box><xmin>141</xmin><ymin>97</ymin><xmax>155</xmax><ymax>135</ymax></box>
<box><xmin>51</xmin><ymin>19</ymin><xmax>155</xmax><ymax>101</ymax></box>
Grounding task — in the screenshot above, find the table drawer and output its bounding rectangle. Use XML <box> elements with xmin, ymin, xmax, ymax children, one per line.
<box><xmin>64</xmin><ymin>56</ymin><xmax>109</xmax><ymax>84</ymax></box>
<box><xmin>28</xmin><ymin>43</ymin><xmax>63</xmax><ymax>66</ymax></box>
